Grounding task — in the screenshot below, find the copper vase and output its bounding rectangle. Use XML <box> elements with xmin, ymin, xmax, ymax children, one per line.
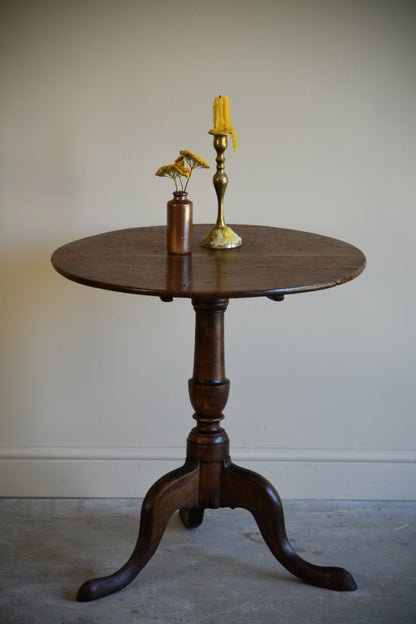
<box><xmin>167</xmin><ymin>191</ymin><xmax>193</xmax><ymax>254</ymax></box>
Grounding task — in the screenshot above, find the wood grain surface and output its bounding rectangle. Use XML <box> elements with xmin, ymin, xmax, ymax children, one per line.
<box><xmin>51</xmin><ymin>224</ymin><xmax>366</xmax><ymax>299</ymax></box>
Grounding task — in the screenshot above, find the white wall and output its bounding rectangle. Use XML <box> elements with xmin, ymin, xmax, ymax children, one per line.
<box><xmin>1</xmin><ymin>0</ymin><xmax>415</xmax><ymax>499</ymax></box>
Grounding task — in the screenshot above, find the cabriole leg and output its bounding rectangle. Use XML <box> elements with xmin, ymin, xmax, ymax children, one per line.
<box><xmin>221</xmin><ymin>461</ymin><xmax>357</xmax><ymax>591</ymax></box>
<box><xmin>77</xmin><ymin>460</ymin><xmax>199</xmax><ymax>601</ymax></box>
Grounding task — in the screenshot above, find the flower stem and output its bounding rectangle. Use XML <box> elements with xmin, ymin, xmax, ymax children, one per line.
<box><xmin>183</xmin><ymin>166</ymin><xmax>194</xmax><ymax>192</ymax></box>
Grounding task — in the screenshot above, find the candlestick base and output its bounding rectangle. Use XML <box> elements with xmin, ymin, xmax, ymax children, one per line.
<box><xmin>200</xmin><ymin>224</ymin><xmax>242</xmax><ymax>249</ymax></box>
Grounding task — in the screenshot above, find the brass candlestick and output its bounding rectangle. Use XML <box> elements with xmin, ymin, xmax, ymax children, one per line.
<box><xmin>200</xmin><ymin>133</ymin><xmax>242</xmax><ymax>249</ymax></box>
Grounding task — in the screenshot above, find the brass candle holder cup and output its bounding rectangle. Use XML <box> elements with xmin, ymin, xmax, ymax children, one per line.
<box><xmin>200</xmin><ymin>133</ymin><xmax>242</xmax><ymax>249</ymax></box>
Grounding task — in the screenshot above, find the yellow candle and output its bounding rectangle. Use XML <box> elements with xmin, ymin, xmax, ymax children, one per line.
<box><xmin>223</xmin><ymin>96</ymin><xmax>231</xmax><ymax>129</ymax></box>
<box><xmin>210</xmin><ymin>95</ymin><xmax>237</xmax><ymax>151</ymax></box>
<box><xmin>212</xmin><ymin>96</ymin><xmax>221</xmax><ymax>131</ymax></box>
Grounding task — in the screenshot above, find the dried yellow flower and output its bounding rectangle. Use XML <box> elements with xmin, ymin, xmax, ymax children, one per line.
<box><xmin>179</xmin><ymin>150</ymin><xmax>210</xmax><ymax>170</ymax></box>
<box><xmin>156</xmin><ymin>150</ymin><xmax>209</xmax><ymax>191</ymax></box>
<box><xmin>155</xmin><ymin>163</ymin><xmax>187</xmax><ymax>190</ymax></box>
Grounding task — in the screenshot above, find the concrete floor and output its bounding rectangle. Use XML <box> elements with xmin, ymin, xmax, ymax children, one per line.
<box><xmin>0</xmin><ymin>499</ymin><xmax>415</xmax><ymax>624</ymax></box>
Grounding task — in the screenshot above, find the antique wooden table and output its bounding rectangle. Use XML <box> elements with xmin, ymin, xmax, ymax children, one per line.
<box><xmin>51</xmin><ymin>224</ymin><xmax>366</xmax><ymax>602</ymax></box>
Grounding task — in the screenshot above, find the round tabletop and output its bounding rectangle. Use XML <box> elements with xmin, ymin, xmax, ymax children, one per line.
<box><xmin>51</xmin><ymin>224</ymin><xmax>366</xmax><ymax>300</ymax></box>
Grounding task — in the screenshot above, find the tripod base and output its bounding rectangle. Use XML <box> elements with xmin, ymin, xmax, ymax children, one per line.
<box><xmin>77</xmin><ymin>456</ymin><xmax>356</xmax><ymax>602</ymax></box>
<box><xmin>77</xmin><ymin>298</ymin><xmax>356</xmax><ymax>602</ymax></box>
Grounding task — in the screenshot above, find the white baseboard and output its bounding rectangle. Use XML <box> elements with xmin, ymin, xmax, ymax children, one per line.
<box><xmin>0</xmin><ymin>446</ymin><xmax>415</xmax><ymax>499</ymax></box>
